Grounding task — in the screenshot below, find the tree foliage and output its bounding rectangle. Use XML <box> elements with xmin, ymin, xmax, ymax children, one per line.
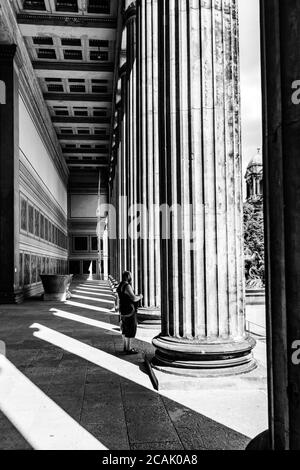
<box><xmin>243</xmin><ymin>198</ymin><xmax>265</xmax><ymax>287</ymax></box>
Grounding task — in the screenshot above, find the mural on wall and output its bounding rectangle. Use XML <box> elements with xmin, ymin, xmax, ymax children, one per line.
<box><xmin>35</xmin><ymin>208</ymin><xmax>39</xmax><ymax>237</ymax></box>
<box><xmin>40</xmin><ymin>214</ymin><xmax>45</xmax><ymax>238</ymax></box>
<box><xmin>24</xmin><ymin>254</ymin><xmax>30</xmax><ymax>286</ymax></box>
<box><xmin>20</xmin><ymin>195</ymin><xmax>68</xmax><ymax>250</ymax></box>
<box><xmin>21</xmin><ymin>198</ymin><xmax>27</xmax><ymax>231</ymax></box>
<box><xmin>19</xmin><ymin>253</ymin><xmax>23</xmax><ymax>286</ymax></box>
<box><xmin>19</xmin><ymin>194</ymin><xmax>68</xmax><ymax>290</ymax></box>
<box><xmin>45</xmin><ymin>218</ymin><xmax>48</xmax><ymax>241</ymax></box>
<box><xmin>19</xmin><ymin>252</ymin><xmax>68</xmax><ymax>287</ymax></box>
<box><xmin>28</xmin><ymin>204</ymin><xmax>34</xmax><ymax>234</ymax></box>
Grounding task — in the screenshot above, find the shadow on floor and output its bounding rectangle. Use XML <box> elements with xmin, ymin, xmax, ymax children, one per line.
<box><xmin>0</xmin><ymin>280</ymin><xmax>251</xmax><ymax>450</ymax></box>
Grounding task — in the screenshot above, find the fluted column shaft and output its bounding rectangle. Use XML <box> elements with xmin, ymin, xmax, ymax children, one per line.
<box><xmin>136</xmin><ymin>0</ymin><xmax>161</xmax><ymax>319</ymax></box>
<box><xmin>124</xmin><ymin>3</ymin><xmax>139</xmax><ymax>291</ymax></box>
<box><xmin>103</xmin><ymin>221</ymin><xmax>109</xmax><ymax>281</ymax></box>
<box><xmin>108</xmin><ymin>168</ymin><xmax>118</xmax><ymax>279</ymax></box>
<box><xmin>153</xmin><ymin>0</ymin><xmax>254</xmax><ymax>371</ymax></box>
<box><xmin>114</xmin><ymin>113</ymin><xmax>122</xmax><ymax>280</ymax></box>
<box><xmin>119</xmin><ymin>66</ymin><xmax>128</xmax><ymax>279</ymax></box>
<box><xmin>114</xmin><ymin>76</ymin><xmax>127</xmax><ymax>282</ymax></box>
<box><xmin>115</xmin><ymin>112</ymin><xmax>122</xmax><ymax>281</ymax></box>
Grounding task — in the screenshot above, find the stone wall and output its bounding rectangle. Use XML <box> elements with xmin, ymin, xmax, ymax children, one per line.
<box><xmin>18</xmin><ymin>95</ymin><xmax>68</xmax><ymax>298</ymax></box>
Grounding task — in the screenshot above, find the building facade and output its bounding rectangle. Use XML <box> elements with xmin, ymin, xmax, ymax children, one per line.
<box><xmin>1</xmin><ymin>0</ymin><xmax>300</xmax><ymax>449</ymax></box>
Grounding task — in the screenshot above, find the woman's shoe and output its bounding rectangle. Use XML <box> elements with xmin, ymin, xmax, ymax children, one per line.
<box><xmin>126</xmin><ymin>348</ymin><xmax>138</xmax><ymax>355</ymax></box>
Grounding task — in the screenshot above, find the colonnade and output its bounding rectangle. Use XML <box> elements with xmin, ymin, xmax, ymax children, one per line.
<box><xmin>109</xmin><ymin>0</ymin><xmax>161</xmax><ymax>324</ymax></box>
<box><xmin>109</xmin><ymin>0</ymin><xmax>255</xmax><ymax>372</ymax></box>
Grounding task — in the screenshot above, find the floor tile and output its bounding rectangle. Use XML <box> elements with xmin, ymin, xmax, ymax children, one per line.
<box><xmin>0</xmin><ymin>280</ymin><xmax>267</xmax><ymax>450</ymax></box>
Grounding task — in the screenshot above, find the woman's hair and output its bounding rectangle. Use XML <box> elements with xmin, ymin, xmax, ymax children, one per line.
<box><xmin>122</xmin><ymin>271</ymin><xmax>132</xmax><ymax>284</ymax></box>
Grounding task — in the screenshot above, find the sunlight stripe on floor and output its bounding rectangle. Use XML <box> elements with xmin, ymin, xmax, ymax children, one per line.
<box><xmin>51</xmin><ymin>309</ymin><xmax>120</xmax><ymax>333</ymax></box>
<box><xmin>0</xmin><ymin>356</ymin><xmax>106</xmax><ymax>450</ymax></box>
<box><xmin>30</xmin><ymin>323</ymin><xmax>154</xmax><ymax>391</ymax></box>
<box><xmin>71</xmin><ymin>294</ymin><xmax>115</xmax><ymax>305</ymax></box>
<box><xmin>65</xmin><ymin>300</ymin><xmax>116</xmax><ymax>314</ymax></box>
<box><xmin>72</xmin><ymin>290</ymin><xmax>115</xmax><ymax>301</ymax></box>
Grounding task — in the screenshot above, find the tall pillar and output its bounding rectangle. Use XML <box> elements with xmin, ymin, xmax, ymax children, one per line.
<box><xmin>103</xmin><ymin>219</ymin><xmax>109</xmax><ymax>281</ymax></box>
<box><xmin>0</xmin><ymin>45</ymin><xmax>23</xmax><ymax>304</ymax></box>
<box><xmin>124</xmin><ymin>1</ymin><xmax>139</xmax><ymax>291</ymax></box>
<box><xmin>152</xmin><ymin>0</ymin><xmax>255</xmax><ymax>372</ymax></box>
<box><xmin>119</xmin><ymin>64</ymin><xmax>128</xmax><ymax>279</ymax></box>
<box><xmin>108</xmin><ymin>176</ymin><xmax>115</xmax><ymax>279</ymax></box>
<box><xmin>113</xmin><ymin>90</ymin><xmax>123</xmax><ymax>281</ymax></box>
<box><xmin>136</xmin><ymin>0</ymin><xmax>161</xmax><ymax>326</ymax></box>
<box><xmin>248</xmin><ymin>0</ymin><xmax>300</xmax><ymax>451</ymax></box>
<box><xmin>113</xmin><ymin>140</ymin><xmax>121</xmax><ymax>280</ymax></box>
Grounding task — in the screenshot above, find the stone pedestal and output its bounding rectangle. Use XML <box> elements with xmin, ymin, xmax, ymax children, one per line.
<box><xmin>246</xmin><ymin>288</ymin><xmax>265</xmax><ymax>306</ymax></box>
<box><xmin>0</xmin><ymin>45</ymin><xmax>23</xmax><ymax>304</ymax></box>
<box><xmin>152</xmin><ymin>0</ymin><xmax>255</xmax><ymax>373</ymax></box>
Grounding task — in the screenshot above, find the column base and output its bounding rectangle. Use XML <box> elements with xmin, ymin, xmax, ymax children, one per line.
<box><xmin>0</xmin><ymin>289</ymin><xmax>24</xmax><ymax>304</ymax></box>
<box><xmin>246</xmin><ymin>430</ymin><xmax>270</xmax><ymax>450</ymax></box>
<box><xmin>152</xmin><ymin>335</ymin><xmax>257</xmax><ymax>377</ymax></box>
<box><xmin>138</xmin><ymin>307</ymin><xmax>161</xmax><ymax>328</ymax></box>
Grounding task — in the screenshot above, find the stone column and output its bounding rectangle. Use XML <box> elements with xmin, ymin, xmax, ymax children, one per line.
<box><xmin>114</xmin><ymin>99</ymin><xmax>122</xmax><ymax>281</ymax></box>
<box><xmin>136</xmin><ymin>0</ymin><xmax>161</xmax><ymax>326</ymax></box>
<box><xmin>152</xmin><ymin>0</ymin><xmax>255</xmax><ymax>373</ymax></box>
<box><xmin>113</xmin><ymin>139</ymin><xmax>121</xmax><ymax>280</ymax></box>
<box><xmin>109</xmin><ymin>58</ymin><xmax>127</xmax><ymax>283</ymax></box>
<box><xmin>0</xmin><ymin>45</ymin><xmax>23</xmax><ymax>304</ymax></box>
<box><xmin>103</xmin><ymin>218</ymin><xmax>109</xmax><ymax>281</ymax></box>
<box><xmin>118</xmin><ymin>63</ymin><xmax>128</xmax><ymax>280</ymax></box>
<box><xmin>247</xmin><ymin>0</ymin><xmax>300</xmax><ymax>451</ymax></box>
<box><xmin>124</xmin><ymin>1</ymin><xmax>139</xmax><ymax>291</ymax></box>
<box><xmin>108</xmin><ymin>175</ymin><xmax>116</xmax><ymax>279</ymax></box>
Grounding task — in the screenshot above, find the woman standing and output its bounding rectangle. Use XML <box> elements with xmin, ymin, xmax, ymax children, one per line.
<box><xmin>117</xmin><ymin>271</ymin><xmax>143</xmax><ymax>354</ymax></box>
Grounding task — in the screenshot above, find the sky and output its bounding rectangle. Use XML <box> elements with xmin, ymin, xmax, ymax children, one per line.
<box><xmin>238</xmin><ymin>0</ymin><xmax>262</xmax><ymax>176</ymax></box>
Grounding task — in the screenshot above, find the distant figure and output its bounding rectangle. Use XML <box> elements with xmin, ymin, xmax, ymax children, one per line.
<box><xmin>88</xmin><ymin>261</ymin><xmax>93</xmax><ymax>281</ymax></box>
<box><xmin>117</xmin><ymin>271</ymin><xmax>143</xmax><ymax>355</ymax></box>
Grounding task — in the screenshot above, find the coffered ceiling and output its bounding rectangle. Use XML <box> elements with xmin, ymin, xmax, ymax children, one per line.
<box><xmin>13</xmin><ymin>0</ymin><xmax>119</xmax><ymax>182</ymax></box>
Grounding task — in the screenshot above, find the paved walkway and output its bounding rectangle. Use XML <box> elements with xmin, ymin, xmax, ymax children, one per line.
<box><xmin>0</xmin><ymin>280</ymin><xmax>268</xmax><ymax>450</ymax></box>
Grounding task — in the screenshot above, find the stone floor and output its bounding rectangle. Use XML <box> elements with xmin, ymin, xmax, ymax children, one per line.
<box><xmin>0</xmin><ymin>280</ymin><xmax>268</xmax><ymax>450</ymax></box>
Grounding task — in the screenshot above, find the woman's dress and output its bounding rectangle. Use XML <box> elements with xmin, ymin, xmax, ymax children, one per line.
<box><xmin>117</xmin><ymin>281</ymin><xmax>139</xmax><ymax>338</ymax></box>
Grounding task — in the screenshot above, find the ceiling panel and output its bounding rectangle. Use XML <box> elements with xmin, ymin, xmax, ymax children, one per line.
<box><xmin>15</xmin><ymin>0</ymin><xmax>118</xmax><ymax>179</ymax></box>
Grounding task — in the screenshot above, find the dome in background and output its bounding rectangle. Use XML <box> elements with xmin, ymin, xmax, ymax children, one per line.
<box><xmin>247</xmin><ymin>148</ymin><xmax>263</xmax><ymax>171</ymax></box>
<box><xmin>245</xmin><ymin>148</ymin><xmax>263</xmax><ymax>202</ymax></box>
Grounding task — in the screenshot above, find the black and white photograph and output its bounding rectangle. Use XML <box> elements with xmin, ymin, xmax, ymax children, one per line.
<box><xmin>0</xmin><ymin>0</ymin><xmax>298</xmax><ymax>455</ymax></box>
